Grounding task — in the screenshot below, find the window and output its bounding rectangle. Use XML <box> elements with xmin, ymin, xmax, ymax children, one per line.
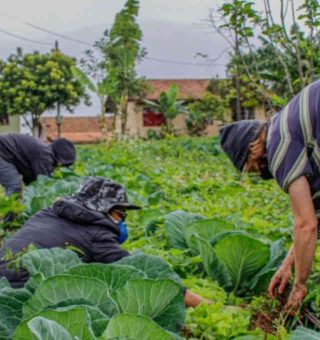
<box><xmin>143</xmin><ymin>108</ymin><xmax>166</xmax><ymax>127</ymax></box>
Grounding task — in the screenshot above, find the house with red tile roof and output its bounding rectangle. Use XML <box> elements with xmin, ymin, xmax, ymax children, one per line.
<box><xmin>43</xmin><ymin>78</ymin><xmax>265</xmax><ymax>143</ymax></box>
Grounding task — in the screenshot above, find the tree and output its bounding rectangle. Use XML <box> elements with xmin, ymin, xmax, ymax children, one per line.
<box><xmin>144</xmin><ymin>84</ymin><xmax>188</xmax><ymax>135</ymax></box>
<box><xmin>298</xmin><ymin>0</ymin><xmax>320</xmax><ymax>81</ymax></box>
<box><xmin>72</xmin><ymin>46</ymin><xmax>109</xmax><ymax>141</ymax></box>
<box><xmin>186</xmin><ymin>92</ymin><xmax>225</xmax><ymax>136</ymax></box>
<box><xmin>208</xmin><ymin>0</ymin><xmax>259</xmax><ymax>121</ymax></box>
<box><xmin>0</xmin><ymin>48</ymin><xmax>88</xmax><ymax>137</ymax></box>
<box><xmin>103</xmin><ymin>0</ymin><xmax>146</xmax><ymax>138</ymax></box>
<box><xmin>207</xmin><ymin>0</ymin><xmax>320</xmax><ymax>117</ymax></box>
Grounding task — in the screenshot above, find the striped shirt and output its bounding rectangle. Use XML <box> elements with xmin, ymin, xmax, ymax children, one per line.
<box><xmin>267</xmin><ymin>80</ymin><xmax>320</xmax><ymax>218</ymax></box>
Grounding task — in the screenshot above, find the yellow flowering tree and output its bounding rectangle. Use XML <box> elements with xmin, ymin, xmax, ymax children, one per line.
<box><xmin>0</xmin><ymin>48</ymin><xmax>88</xmax><ymax>137</ymax></box>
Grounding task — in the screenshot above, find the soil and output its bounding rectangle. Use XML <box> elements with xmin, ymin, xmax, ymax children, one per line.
<box><xmin>182</xmin><ymin>326</ymin><xmax>194</xmax><ymax>338</ymax></box>
<box><xmin>251</xmin><ymin>309</ymin><xmax>280</xmax><ymax>335</ymax></box>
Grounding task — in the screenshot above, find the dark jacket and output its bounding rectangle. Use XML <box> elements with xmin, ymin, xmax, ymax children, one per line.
<box><xmin>0</xmin><ymin>199</ymin><xmax>129</xmax><ymax>287</ymax></box>
<box><xmin>0</xmin><ymin>134</ymin><xmax>56</xmax><ymax>184</ymax></box>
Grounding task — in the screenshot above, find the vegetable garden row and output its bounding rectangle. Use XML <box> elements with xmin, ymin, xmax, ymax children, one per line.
<box><xmin>1</xmin><ymin>137</ymin><xmax>320</xmax><ymax>339</ymax></box>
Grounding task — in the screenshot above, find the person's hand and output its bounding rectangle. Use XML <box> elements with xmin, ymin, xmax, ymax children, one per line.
<box><xmin>268</xmin><ymin>264</ymin><xmax>292</xmax><ymax>299</ymax></box>
<box><xmin>285</xmin><ymin>283</ymin><xmax>308</xmax><ymax>316</ymax></box>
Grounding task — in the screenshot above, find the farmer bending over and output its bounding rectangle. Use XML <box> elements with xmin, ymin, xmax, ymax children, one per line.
<box><xmin>219</xmin><ymin>80</ymin><xmax>320</xmax><ymax>314</ymax></box>
<box><xmin>0</xmin><ymin>133</ymin><xmax>76</xmax><ymax>196</ymax></box>
<box><xmin>0</xmin><ymin>176</ymin><xmax>209</xmax><ymax>307</ymax></box>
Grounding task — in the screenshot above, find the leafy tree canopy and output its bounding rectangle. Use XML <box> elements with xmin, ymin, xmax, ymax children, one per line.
<box><xmin>0</xmin><ymin>48</ymin><xmax>88</xmax><ymax>135</ymax></box>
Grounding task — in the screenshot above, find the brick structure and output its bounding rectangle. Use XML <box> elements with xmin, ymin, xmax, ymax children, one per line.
<box><xmin>43</xmin><ymin>116</ymin><xmax>113</xmax><ymax>143</ymax></box>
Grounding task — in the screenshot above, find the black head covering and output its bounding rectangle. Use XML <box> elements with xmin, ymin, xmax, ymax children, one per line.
<box><xmin>219</xmin><ymin>120</ymin><xmax>265</xmax><ymax>171</ymax></box>
<box><xmin>72</xmin><ymin>176</ymin><xmax>141</xmax><ymax>213</ymax></box>
<box><xmin>51</xmin><ymin>138</ymin><xmax>76</xmax><ymax>166</ymax></box>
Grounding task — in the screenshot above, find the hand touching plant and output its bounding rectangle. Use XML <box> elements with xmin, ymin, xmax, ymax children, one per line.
<box><xmin>268</xmin><ymin>246</ymin><xmax>307</xmax><ymax>315</ymax></box>
<box><xmin>268</xmin><ymin>263</ymin><xmax>293</xmax><ymax>298</ymax></box>
<box><xmin>269</xmin><ymin>174</ymin><xmax>318</xmax><ymax>316</ymax></box>
<box><xmin>268</xmin><ymin>245</ymin><xmax>295</xmax><ymax>299</ymax></box>
<box><xmin>284</xmin><ymin>283</ymin><xmax>308</xmax><ymax>315</ymax></box>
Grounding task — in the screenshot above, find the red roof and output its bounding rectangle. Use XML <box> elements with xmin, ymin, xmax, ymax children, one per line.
<box><xmin>146</xmin><ymin>79</ymin><xmax>211</xmax><ymax>100</ymax></box>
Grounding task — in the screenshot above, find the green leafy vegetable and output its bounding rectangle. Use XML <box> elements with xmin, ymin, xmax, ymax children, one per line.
<box><xmin>14</xmin><ymin>307</ymin><xmax>96</xmax><ymax>340</ymax></box>
<box><xmin>112</xmin><ymin>279</ymin><xmax>185</xmax><ymax>333</ymax></box>
<box><xmin>193</xmin><ymin>235</ymin><xmax>231</xmax><ymax>288</ymax></box>
<box><xmin>23</xmin><ymin>275</ymin><xmax>116</xmax><ymax>318</ymax></box>
<box><xmin>0</xmin><ymin>287</ymin><xmax>31</xmax><ymax>339</ymax></box>
<box><xmin>117</xmin><ymin>252</ymin><xmax>182</xmax><ymax>284</ymax></box>
<box><xmin>21</xmin><ymin>248</ymin><xmax>81</xmax><ymax>279</ymax></box>
<box><xmin>193</xmin><ymin>233</ymin><xmax>284</xmax><ymax>296</ymax></box>
<box><xmin>27</xmin><ymin>317</ymin><xmax>73</xmax><ymax>340</ymax></box>
<box><xmin>184</xmin><ymin>218</ymin><xmax>234</xmax><ymax>252</ymax></box>
<box><xmin>66</xmin><ymin>263</ymin><xmax>146</xmax><ymax>291</ymax></box>
<box><xmin>214</xmin><ymin>234</ymin><xmax>270</xmax><ymax>293</ymax></box>
<box><xmin>163</xmin><ymin>210</ymin><xmax>203</xmax><ymax>249</ymax></box>
<box><xmin>23</xmin><ymin>176</ymin><xmax>81</xmax><ymax>216</ymax></box>
<box><xmin>102</xmin><ymin>313</ymin><xmax>175</xmax><ymax>340</ymax></box>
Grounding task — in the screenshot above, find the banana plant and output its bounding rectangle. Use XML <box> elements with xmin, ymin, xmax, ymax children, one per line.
<box><xmin>144</xmin><ymin>84</ymin><xmax>188</xmax><ymax>134</ymax></box>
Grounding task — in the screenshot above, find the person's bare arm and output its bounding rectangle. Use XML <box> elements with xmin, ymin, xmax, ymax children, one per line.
<box><xmin>283</xmin><ymin>244</ymin><xmax>295</xmax><ymax>269</ymax></box>
<box><xmin>184</xmin><ymin>289</ymin><xmax>212</xmax><ymax>307</ymax></box>
<box><xmin>286</xmin><ymin>176</ymin><xmax>317</xmax><ymax>312</ymax></box>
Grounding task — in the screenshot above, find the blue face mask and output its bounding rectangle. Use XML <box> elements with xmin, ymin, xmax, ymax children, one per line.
<box><xmin>116</xmin><ymin>220</ymin><xmax>129</xmax><ymax>244</ymax></box>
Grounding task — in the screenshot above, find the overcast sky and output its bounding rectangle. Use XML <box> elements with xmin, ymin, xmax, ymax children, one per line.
<box><xmin>0</xmin><ymin>0</ymin><xmax>304</xmax><ymax>116</ymax></box>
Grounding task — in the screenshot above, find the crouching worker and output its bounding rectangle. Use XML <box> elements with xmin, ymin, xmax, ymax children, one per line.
<box><xmin>0</xmin><ymin>133</ymin><xmax>76</xmax><ymax>197</ymax></box>
<box><xmin>0</xmin><ymin>176</ymin><xmax>209</xmax><ymax>307</ymax></box>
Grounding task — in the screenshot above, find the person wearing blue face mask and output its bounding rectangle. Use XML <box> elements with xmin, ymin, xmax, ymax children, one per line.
<box><xmin>0</xmin><ymin>176</ymin><xmax>210</xmax><ymax>307</ymax></box>
<box><xmin>107</xmin><ymin>209</ymin><xmax>129</xmax><ymax>244</ymax></box>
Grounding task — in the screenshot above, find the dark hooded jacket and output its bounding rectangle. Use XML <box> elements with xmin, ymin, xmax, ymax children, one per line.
<box><xmin>0</xmin><ymin>134</ymin><xmax>57</xmax><ymax>184</ymax></box>
<box><xmin>0</xmin><ymin>198</ymin><xmax>129</xmax><ymax>288</ymax></box>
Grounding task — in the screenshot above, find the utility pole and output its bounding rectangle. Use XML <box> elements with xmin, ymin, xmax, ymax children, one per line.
<box><xmin>55</xmin><ymin>40</ymin><xmax>63</xmax><ymax>138</ymax></box>
<box><xmin>234</xmin><ymin>1</ymin><xmax>242</xmax><ymax>122</ymax></box>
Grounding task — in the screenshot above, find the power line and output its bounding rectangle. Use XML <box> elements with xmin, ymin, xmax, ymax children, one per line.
<box><xmin>0</xmin><ymin>12</ymin><xmax>93</xmax><ymax>47</ymax></box>
<box><xmin>146</xmin><ymin>57</ymin><xmax>225</xmax><ymax>67</ymax></box>
<box><xmin>0</xmin><ymin>13</ymin><xmax>227</xmax><ymax>68</ymax></box>
<box><xmin>18</xmin><ymin>17</ymin><xmax>227</xmax><ymax>68</ymax></box>
<box><xmin>0</xmin><ymin>28</ymin><xmax>53</xmax><ymax>46</ymax></box>
<box><xmin>24</xmin><ymin>22</ymin><xmax>93</xmax><ymax>47</ymax></box>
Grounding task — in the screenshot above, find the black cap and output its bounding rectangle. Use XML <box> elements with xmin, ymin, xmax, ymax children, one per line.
<box><xmin>73</xmin><ymin>176</ymin><xmax>141</xmax><ymax>213</ymax></box>
<box><xmin>219</xmin><ymin>120</ymin><xmax>265</xmax><ymax>171</ymax></box>
<box><xmin>51</xmin><ymin>138</ymin><xmax>76</xmax><ymax>166</ymax></box>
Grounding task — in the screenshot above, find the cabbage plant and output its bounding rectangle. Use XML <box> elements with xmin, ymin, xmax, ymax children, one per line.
<box><xmin>193</xmin><ymin>233</ymin><xmax>285</xmax><ymax>296</ymax></box>
<box><xmin>158</xmin><ymin>210</ymin><xmax>286</xmax><ymax>296</ymax></box>
<box><xmin>0</xmin><ymin>248</ymin><xmax>185</xmax><ymax>340</ymax></box>
<box><xmin>22</xmin><ymin>175</ymin><xmax>81</xmax><ymax>217</ymax></box>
